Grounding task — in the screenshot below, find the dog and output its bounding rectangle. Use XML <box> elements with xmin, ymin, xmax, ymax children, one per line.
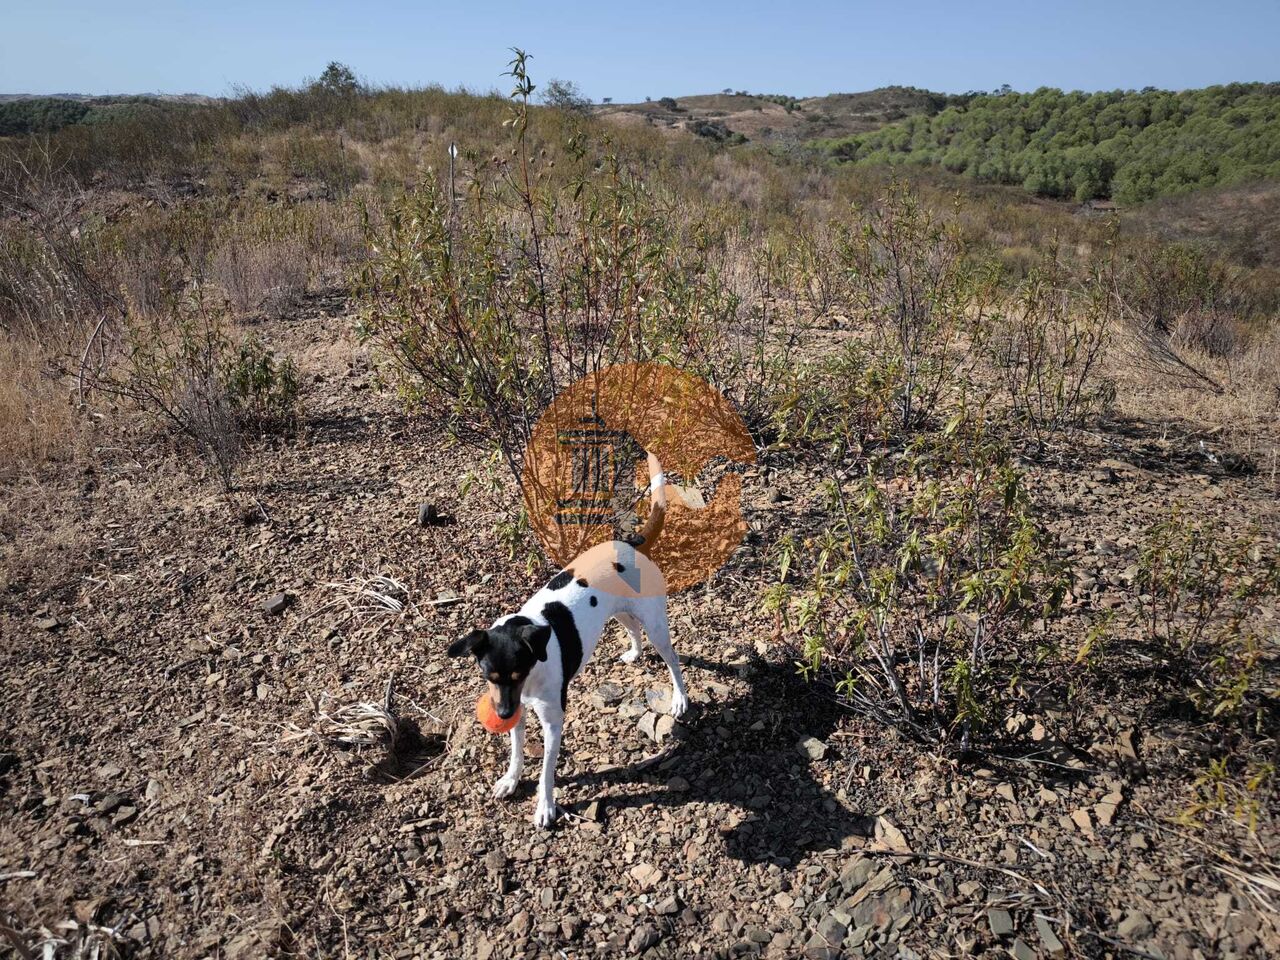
<box><xmin>448</xmin><ymin>452</ymin><xmax>690</xmax><ymax>828</ymax></box>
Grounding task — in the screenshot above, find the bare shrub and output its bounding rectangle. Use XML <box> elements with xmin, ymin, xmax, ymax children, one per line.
<box><xmin>979</xmin><ymin>249</ymin><xmax>1116</xmax><ymax>435</ymax></box>
<box><xmin>833</xmin><ymin>181</ymin><xmax>986</xmax><ymax>429</ymax></box>
<box><xmin>357</xmin><ymin>51</ymin><xmax>793</xmax><ymax>481</ymax></box>
<box><xmin>210</xmin><ymin>237</ymin><xmax>310</xmax><ymax>314</ymax></box>
<box><xmin>93</xmin><ymin>292</ymin><xmax>300</xmax><ymax>490</ymax></box>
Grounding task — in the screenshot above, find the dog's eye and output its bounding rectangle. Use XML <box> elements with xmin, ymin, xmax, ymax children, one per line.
<box><xmin>488</xmin><ymin>672</ymin><xmax>502</xmax><ymax>682</ymax></box>
<box><xmin>510</xmin><ymin>672</ymin><xmax>521</xmax><ymax>682</ymax></box>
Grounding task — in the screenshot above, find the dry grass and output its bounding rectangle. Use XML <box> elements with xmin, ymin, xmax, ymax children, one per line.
<box><xmin>286</xmin><ymin>680</ymin><xmax>402</xmax><ymax>750</ymax></box>
<box><xmin>1109</xmin><ymin>319</ymin><xmax>1280</xmax><ymax>488</ymax></box>
<box><xmin>0</xmin><ymin>335</ymin><xmax>75</xmax><ymax>476</ymax></box>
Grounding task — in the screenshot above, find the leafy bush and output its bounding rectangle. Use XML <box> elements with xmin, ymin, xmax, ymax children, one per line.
<box><xmin>224</xmin><ymin>334</ymin><xmax>301</xmax><ymax>430</ymax></box>
<box><xmin>766</xmin><ymin>411</ymin><xmax>1067</xmax><ymax>747</ymax></box>
<box><xmin>356</xmin><ymin>51</ymin><xmax>789</xmax><ymax>479</ymax></box>
<box><xmin>1137</xmin><ymin>511</ymin><xmax>1278</xmax><ymax>729</ymax></box>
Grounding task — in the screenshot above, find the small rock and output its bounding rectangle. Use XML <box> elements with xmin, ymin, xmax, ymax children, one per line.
<box><xmin>644</xmin><ymin>688</ymin><xmax>671</xmax><ymax>713</ymax></box>
<box><xmin>111</xmin><ymin>805</ymin><xmax>138</xmax><ymax>827</ymax></box>
<box><xmin>1010</xmin><ymin>938</ymin><xmax>1036</xmax><ymax>960</ymax></box>
<box><xmin>592</xmin><ymin>683</ymin><xmax>625</xmax><ymax>707</ymax></box>
<box><xmin>1035</xmin><ymin>915</ymin><xmax>1066</xmax><ymax>956</ymax></box>
<box><xmin>666</xmin><ymin>776</ymin><xmax>690</xmax><ymax>792</ymax></box>
<box><xmin>417</xmin><ymin>503</ymin><xmax>439</xmax><ymax>526</ymax></box>
<box><xmin>988</xmin><ymin>908</ymin><xmax>1014</xmax><ymax>938</ymax></box>
<box><xmin>144</xmin><ymin>779</ymin><xmax>161</xmax><ymax>802</ymax></box>
<box><xmin>629</xmin><ymin>862</ymin><xmax>663</xmax><ymax>890</ymax></box>
<box><xmin>815</xmin><ymin>913</ymin><xmax>847</xmax><ymax>946</ymax></box>
<box><xmin>628</xmin><ymin>925</ymin><xmax>659</xmax><ymax>953</ymax></box>
<box><xmin>839</xmin><ymin>857</ymin><xmax>875</xmax><ymax>892</ymax></box>
<box><xmin>1117</xmin><ymin>911</ymin><xmax>1153</xmax><ymax>940</ymax></box>
<box><xmin>654</xmin><ymin>896</ymin><xmax>680</xmax><ymax>916</ymax></box>
<box><xmin>873</xmin><ymin>816</ymin><xmax>910</xmax><ymax>853</ymax></box>
<box><xmin>797</xmin><ymin>736</ymin><xmax>827</xmax><ymax>761</ymax></box>
<box><xmin>261</xmin><ymin>593</ymin><xmax>291</xmax><ymax>616</ymax></box>
<box><xmin>506</xmin><ymin>910</ymin><xmax>530</xmax><ymax>938</ymax></box>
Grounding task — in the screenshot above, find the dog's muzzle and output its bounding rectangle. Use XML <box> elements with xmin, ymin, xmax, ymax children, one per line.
<box><xmin>488</xmin><ymin>681</ymin><xmax>523</xmax><ymax>719</ymax></box>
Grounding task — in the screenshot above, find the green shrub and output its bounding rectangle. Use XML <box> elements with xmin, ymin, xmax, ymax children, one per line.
<box><xmin>225</xmin><ymin>334</ymin><xmax>300</xmax><ymax>430</ymax></box>
<box><xmin>766</xmin><ymin>410</ymin><xmax>1067</xmax><ymax>747</ymax></box>
<box><xmin>356</xmin><ymin>51</ymin><xmax>790</xmax><ymax>480</ymax></box>
<box><xmin>1137</xmin><ymin>511</ymin><xmax>1278</xmax><ymax>729</ymax></box>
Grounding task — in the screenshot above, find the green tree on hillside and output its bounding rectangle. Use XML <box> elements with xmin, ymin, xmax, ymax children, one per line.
<box><xmin>824</xmin><ymin>83</ymin><xmax>1280</xmax><ymax>204</ymax></box>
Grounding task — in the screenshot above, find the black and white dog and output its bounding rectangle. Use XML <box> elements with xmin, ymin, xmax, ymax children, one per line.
<box><xmin>448</xmin><ymin>453</ymin><xmax>690</xmax><ymax>828</ymax></box>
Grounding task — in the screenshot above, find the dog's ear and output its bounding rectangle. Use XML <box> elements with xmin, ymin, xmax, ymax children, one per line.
<box><xmin>517</xmin><ymin>624</ymin><xmax>552</xmax><ymax>662</ymax></box>
<box><xmin>447</xmin><ymin>629</ymin><xmax>488</xmax><ymax>658</ymax></box>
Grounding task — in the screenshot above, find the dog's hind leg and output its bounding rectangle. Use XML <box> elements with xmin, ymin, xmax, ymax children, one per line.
<box><xmin>614</xmin><ymin>613</ymin><xmax>644</xmax><ymax>664</ymax></box>
<box><xmin>531</xmin><ymin>701</ymin><xmax>564</xmax><ymax>829</ymax></box>
<box><xmin>492</xmin><ymin>713</ymin><xmax>526</xmax><ymax>799</ymax></box>
<box><xmin>640</xmin><ymin>605</ymin><xmax>690</xmax><ymax>718</ymax></box>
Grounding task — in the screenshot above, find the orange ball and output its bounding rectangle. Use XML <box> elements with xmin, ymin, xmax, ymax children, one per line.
<box><xmin>476</xmin><ymin>693</ymin><xmax>521</xmax><ymax>734</ymax></box>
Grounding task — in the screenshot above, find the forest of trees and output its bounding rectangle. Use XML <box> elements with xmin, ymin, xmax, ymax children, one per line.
<box><xmin>821</xmin><ymin>83</ymin><xmax>1280</xmax><ymax>204</ymax></box>
<box><xmin>0</xmin><ymin>96</ymin><xmax>179</xmax><ymax>136</ymax></box>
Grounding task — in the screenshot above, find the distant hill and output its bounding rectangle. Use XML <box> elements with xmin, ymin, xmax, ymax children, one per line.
<box><xmin>0</xmin><ymin>94</ymin><xmax>217</xmax><ymax>136</ymax></box>
<box><xmin>595</xmin><ymin>86</ymin><xmax>961</xmax><ymax>145</ymax></box>
<box><xmin>818</xmin><ymin>83</ymin><xmax>1280</xmax><ymax>204</ymax></box>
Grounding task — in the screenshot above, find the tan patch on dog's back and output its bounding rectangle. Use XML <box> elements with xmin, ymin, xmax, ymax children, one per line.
<box><xmin>570</xmin><ymin>541</ymin><xmax>666</xmax><ymax>598</ymax></box>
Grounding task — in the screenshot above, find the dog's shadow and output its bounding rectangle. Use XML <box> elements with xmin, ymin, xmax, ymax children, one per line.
<box><xmin>560</xmin><ymin>653</ymin><xmax>875</xmax><ymax>864</ymax></box>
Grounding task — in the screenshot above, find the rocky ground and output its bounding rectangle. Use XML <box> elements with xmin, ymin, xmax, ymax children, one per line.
<box><xmin>1</xmin><ymin>295</ymin><xmax>1277</xmax><ymax>959</ymax></box>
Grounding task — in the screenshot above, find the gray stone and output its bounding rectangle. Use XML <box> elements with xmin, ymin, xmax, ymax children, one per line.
<box><xmin>628</xmin><ymin>925</ymin><xmax>659</xmax><ymax>953</ymax></box>
<box><xmin>798</xmin><ymin>736</ymin><xmax>827</xmax><ymax>761</ymax></box>
<box><xmin>261</xmin><ymin>593</ymin><xmax>291</xmax><ymax>616</ymax></box>
<box><xmin>1036</xmin><ymin>915</ymin><xmax>1066</xmax><ymax>956</ymax></box>
<box><xmin>1117</xmin><ymin>911</ymin><xmax>1154</xmax><ymax>940</ymax></box>
<box><xmin>815</xmin><ymin>913</ymin><xmax>847</xmax><ymax>946</ymax></box>
<box><xmin>839</xmin><ymin>857</ymin><xmax>876</xmax><ymax>892</ymax></box>
<box><xmin>988</xmin><ymin>908</ymin><xmax>1014</xmax><ymax>938</ymax></box>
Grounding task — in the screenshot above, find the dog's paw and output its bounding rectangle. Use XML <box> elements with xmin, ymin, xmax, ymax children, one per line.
<box><xmin>533</xmin><ymin>797</ymin><xmax>560</xmax><ymax>829</ymax></box>
<box><xmin>619</xmin><ymin>648</ymin><xmax>640</xmax><ymax>665</ymax></box>
<box><xmin>492</xmin><ymin>775</ymin><xmax>519</xmax><ymax>799</ymax></box>
<box><xmin>670</xmin><ymin>690</ymin><xmax>690</xmax><ymax>718</ymax></box>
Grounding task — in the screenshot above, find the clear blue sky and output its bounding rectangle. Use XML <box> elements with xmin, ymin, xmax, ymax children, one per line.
<box><xmin>2</xmin><ymin>1</ymin><xmax>1277</xmax><ymax>100</ymax></box>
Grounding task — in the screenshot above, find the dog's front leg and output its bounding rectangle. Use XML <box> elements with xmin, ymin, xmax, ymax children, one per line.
<box><xmin>492</xmin><ymin>714</ymin><xmax>525</xmax><ymax>799</ymax></box>
<box><xmin>532</xmin><ymin>703</ymin><xmax>564</xmax><ymax>829</ymax></box>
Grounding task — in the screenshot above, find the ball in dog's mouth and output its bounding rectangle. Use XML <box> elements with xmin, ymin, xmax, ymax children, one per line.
<box><xmin>476</xmin><ymin>693</ymin><xmax>521</xmax><ymax>734</ymax></box>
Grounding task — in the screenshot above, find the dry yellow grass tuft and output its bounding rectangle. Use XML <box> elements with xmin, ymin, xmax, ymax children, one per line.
<box><xmin>0</xmin><ymin>335</ymin><xmax>75</xmax><ymax>475</ymax></box>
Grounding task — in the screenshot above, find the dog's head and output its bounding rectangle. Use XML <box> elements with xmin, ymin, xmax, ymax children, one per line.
<box><xmin>447</xmin><ymin>618</ymin><xmax>552</xmax><ymax>719</ymax></box>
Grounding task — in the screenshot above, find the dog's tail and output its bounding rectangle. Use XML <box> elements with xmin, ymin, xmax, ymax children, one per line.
<box><xmin>634</xmin><ymin>451</ymin><xmax>666</xmax><ymax>557</ymax></box>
